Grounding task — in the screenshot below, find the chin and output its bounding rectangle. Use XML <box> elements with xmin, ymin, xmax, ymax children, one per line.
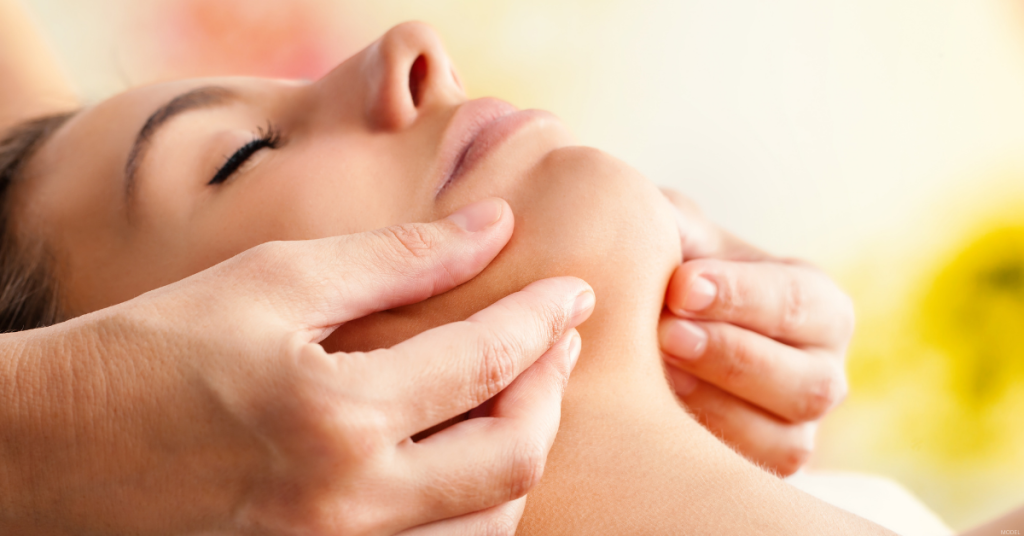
<box><xmin>322</xmin><ymin>146</ymin><xmax>680</xmax><ymax>354</ymax></box>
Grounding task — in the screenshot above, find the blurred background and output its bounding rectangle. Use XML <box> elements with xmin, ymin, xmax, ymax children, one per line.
<box><xmin>18</xmin><ymin>0</ymin><xmax>1024</xmax><ymax>530</ymax></box>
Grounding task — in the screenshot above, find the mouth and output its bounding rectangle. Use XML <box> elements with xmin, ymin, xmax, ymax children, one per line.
<box><xmin>434</xmin><ymin>98</ymin><xmax>546</xmax><ymax>197</ymax></box>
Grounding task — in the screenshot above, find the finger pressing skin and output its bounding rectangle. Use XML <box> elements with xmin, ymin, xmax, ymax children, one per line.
<box><xmin>375</xmin><ymin>277</ymin><xmax>594</xmax><ymax>439</ymax></box>
<box><xmin>660</xmin><ymin>317</ymin><xmax>847</xmax><ymax>422</ymax></box>
<box><xmin>223</xmin><ymin>197</ymin><xmax>515</xmax><ymax>333</ymax></box>
<box><xmin>661</xmin><ymin>188</ymin><xmax>723</xmax><ymax>259</ymax></box>
<box><xmin>665</xmin><ymin>258</ymin><xmax>855</xmax><ymax>347</ymax></box>
<box><xmin>666</xmin><ymin>367</ymin><xmax>818</xmax><ymax>477</ymax></box>
<box><xmin>661</xmin><ymin>188</ymin><xmax>768</xmax><ymax>261</ymax></box>
<box><xmin>393</xmin><ymin>331</ymin><xmax>581</xmax><ymax>527</ymax></box>
<box><xmin>396</xmin><ymin>498</ymin><xmax>526</xmax><ymax>536</ymax></box>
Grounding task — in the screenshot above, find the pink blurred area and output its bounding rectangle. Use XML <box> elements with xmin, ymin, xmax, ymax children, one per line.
<box><xmin>136</xmin><ymin>0</ymin><xmax>364</xmax><ymax>80</ymax></box>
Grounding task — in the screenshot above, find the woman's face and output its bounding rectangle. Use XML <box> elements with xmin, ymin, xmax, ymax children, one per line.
<box><xmin>17</xmin><ymin>22</ymin><xmax>679</xmax><ymax>349</ymax></box>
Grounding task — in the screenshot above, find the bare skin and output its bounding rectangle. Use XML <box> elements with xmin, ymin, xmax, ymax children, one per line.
<box><xmin>2</xmin><ymin>0</ymin><xmax>851</xmax><ymax>478</ymax></box>
<box><xmin>3</xmin><ymin>4</ymin><xmax>1022</xmax><ymax>532</ymax></box>
<box><xmin>4</xmin><ymin>21</ymin><xmax>895</xmax><ymax>534</ymax></box>
<box><xmin>659</xmin><ymin>190</ymin><xmax>853</xmax><ymax>474</ymax></box>
<box><xmin>0</xmin><ymin>206</ymin><xmax>597</xmax><ymax>535</ymax></box>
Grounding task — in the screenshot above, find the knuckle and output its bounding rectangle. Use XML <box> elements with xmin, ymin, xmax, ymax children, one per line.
<box><xmin>777</xmin><ymin>442</ymin><xmax>813</xmax><ymax>476</ymax></box>
<box><xmin>776</xmin><ymin>276</ymin><xmax>809</xmax><ymax>337</ymax></box>
<box><xmin>378</xmin><ymin>223</ymin><xmax>438</xmax><ymax>260</ymax></box>
<box><xmin>281</xmin><ymin>354</ymin><xmax>391</xmax><ymax>461</ymax></box>
<box><xmin>506</xmin><ymin>437</ymin><xmax>547</xmax><ymax>499</ymax></box>
<box><xmin>537</xmin><ymin>297</ymin><xmax>571</xmax><ymax>346</ymax></box>
<box><xmin>475</xmin><ymin>333</ymin><xmax>524</xmax><ymax>402</ymax></box>
<box><xmin>249</xmin><ymin>480</ymin><xmax>374</xmax><ymax>535</ymax></box>
<box><xmin>796</xmin><ymin>368</ymin><xmax>847</xmax><ymax>421</ymax></box>
<box><xmin>235</xmin><ymin>241</ymin><xmax>291</xmax><ymax>278</ymax></box>
<box><xmin>717</xmin><ymin>331</ymin><xmax>754</xmax><ymax>386</ymax></box>
<box><xmin>237</xmin><ymin>240</ymin><xmax>327</xmax><ymax>294</ymax></box>
<box><xmin>522</xmin><ymin>281</ymin><xmax>575</xmax><ymax>338</ymax></box>
<box><xmin>714</xmin><ymin>272</ymin><xmax>744</xmax><ymax>318</ymax></box>
<box><xmin>336</xmin><ymin>409</ymin><xmax>393</xmax><ymax>459</ymax></box>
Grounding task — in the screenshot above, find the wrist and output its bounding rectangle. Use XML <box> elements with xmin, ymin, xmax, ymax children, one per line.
<box><xmin>0</xmin><ymin>324</ymin><xmax>78</xmax><ymax>530</ymax></box>
<box><xmin>0</xmin><ymin>309</ymin><xmax>254</xmax><ymax>534</ymax></box>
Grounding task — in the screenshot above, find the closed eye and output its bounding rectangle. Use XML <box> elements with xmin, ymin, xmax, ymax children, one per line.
<box><xmin>209</xmin><ymin>123</ymin><xmax>281</xmax><ymax>185</ymax></box>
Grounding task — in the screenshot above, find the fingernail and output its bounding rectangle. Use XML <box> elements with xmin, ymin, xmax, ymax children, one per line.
<box><xmin>669</xmin><ymin>370</ymin><xmax>699</xmax><ymax>396</ymax></box>
<box><xmin>571</xmin><ymin>290</ymin><xmax>596</xmax><ymax>325</ymax></box>
<box><xmin>665</xmin><ymin>320</ymin><xmax>707</xmax><ymax>360</ymax></box>
<box><xmin>682</xmin><ymin>276</ymin><xmax>717</xmax><ymax>312</ymax></box>
<box><xmin>567</xmin><ymin>330</ymin><xmax>582</xmax><ymax>369</ymax></box>
<box><xmin>446</xmin><ymin>198</ymin><xmax>503</xmax><ymax>232</ymax></box>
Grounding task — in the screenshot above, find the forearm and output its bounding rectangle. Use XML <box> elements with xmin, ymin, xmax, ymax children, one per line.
<box><xmin>0</xmin><ymin>0</ymin><xmax>77</xmax><ymax>131</ymax></box>
<box><xmin>0</xmin><ymin>328</ymin><xmax>37</xmax><ymax>521</ymax></box>
<box><xmin>0</xmin><ymin>313</ymin><xmax>255</xmax><ymax>535</ymax></box>
<box><xmin>0</xmin><ymin>320</ymin><xmax>114</xmax><ymax>532</ymax></box>
<box><xmin>0</xmin><ymin>324</ymin><xmax>99</xmax><ymax>531</ymax></box>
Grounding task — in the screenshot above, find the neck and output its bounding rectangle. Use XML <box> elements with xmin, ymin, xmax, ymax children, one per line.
<box><xmin>515</xmin><ymin>249</ymin><xmax>894</xmax><ymax>535</ymax></box>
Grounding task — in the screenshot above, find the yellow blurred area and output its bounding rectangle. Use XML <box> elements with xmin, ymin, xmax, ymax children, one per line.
<box><xmin>19</xmin><ymin>0</ymin><xmax>1024</xmax><ymax>529</ymax></box>
<box><xmin>825</xmin><ymin>176</ymin><xmax>1024</xmax><ymax>529</ymax></box>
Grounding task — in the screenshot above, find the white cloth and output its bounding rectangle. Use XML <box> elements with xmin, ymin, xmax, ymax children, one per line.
<box><xmin>786</xmin><ymin>470</ymin><xmax>954</xmax><ymax>536</ymax></box>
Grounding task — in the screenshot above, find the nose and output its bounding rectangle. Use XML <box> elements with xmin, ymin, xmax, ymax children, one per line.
<box><xmin>360</xmin><ymin>22</ymin><xmax>464</xmax><ymax>130</ymax></box>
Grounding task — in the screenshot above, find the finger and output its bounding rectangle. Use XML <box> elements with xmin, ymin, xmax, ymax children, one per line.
<box><xmin>377</xmin><ymin>277</ymin><xmax>593</xmax><ymax>438</ymax></box>
<box><xmin>666</xmin><ymin>367</ymin><xmax>817</xmax><ymax>476</ymax></box>
<box><xmin>660</xmin><ymin>318</ymin><xmax>847</xmax><ymax>422</ymax></box>
<box><xmin>660</xmin><ymin>188</ymin><xmax>767</xmax><ymax>261</ymax></box>
<box><xmin>665</xmin><ymin>258</ymin><xmax>855</xmax><ymax>347</ymax></box>
<box><xmin>393</xmin><ymin>331</ymin><xmax>580</xmax><ymax>527</ymax></box>
<box><xmin>217</xmin><ymin>197</ymin><xmax>515</xmax><ymax>331</ymax></box>
<box><xmin>396</xmin><ymin>498</ymin><xmax>526</xmax><ymax>536</ymax></box>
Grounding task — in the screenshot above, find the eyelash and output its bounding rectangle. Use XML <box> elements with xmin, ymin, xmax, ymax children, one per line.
<box><xmin>209</xmin><ymin>122</ymin><xmax>281</xmax><ymax>185</ymax></box>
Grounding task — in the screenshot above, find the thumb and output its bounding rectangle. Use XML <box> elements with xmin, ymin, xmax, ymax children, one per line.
<box><xmin>217</xmin><ymin>197</ymin><xmax>513</xmax><ymax>334</ymax></box>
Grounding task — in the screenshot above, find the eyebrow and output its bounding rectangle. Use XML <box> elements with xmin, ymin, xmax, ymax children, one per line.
<box><xmin>123</xmin><ymin>85</ymin><xmax>238</xmax><ymax>206</ymax></box>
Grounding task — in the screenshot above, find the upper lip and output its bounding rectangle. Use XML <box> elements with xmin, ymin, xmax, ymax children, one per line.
<box><xmin>434</xmin><ymin>98</ymin><xmax>518</xmax><ymax>196</ymax></box>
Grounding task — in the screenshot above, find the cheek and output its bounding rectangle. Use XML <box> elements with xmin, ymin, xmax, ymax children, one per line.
<box><xmin>245</xmin><ymin>138</ymin><xmax>424</xmax><ymax>234</ymax></box>
<box><xmin>322</xmin><ymin>146</ymin><xmax>680</xmax><ymax>353</ymax></box>
<box><xmin>182</xmin><ymin>137</ymin><xmax>435</xmax><ymax>273</ymax></box>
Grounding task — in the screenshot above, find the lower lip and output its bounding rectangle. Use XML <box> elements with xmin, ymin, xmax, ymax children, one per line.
<box><xmin>437</xmin><ymin>109</ymin><xmax>551</xmax><ymax>196</ymax></box>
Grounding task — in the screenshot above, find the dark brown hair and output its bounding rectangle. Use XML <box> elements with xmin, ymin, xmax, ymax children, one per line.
<box><xmin>0</xmin><ymin>111</ymin><xmax>77</xmax><ymax>333</ymax></box>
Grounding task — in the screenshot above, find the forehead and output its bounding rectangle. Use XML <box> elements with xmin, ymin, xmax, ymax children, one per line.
<box><xmin>27</xmin><ymin>75</ymin><xmax>294</xmax><ymax>205</ymax></box>
<box><xmin>48</xmin><ymin>78</ymin><xmax>217</xmax><ymax>167</ymax></box>
<box><xmin>20</xmin><ymin>78</ymin><xmax>218</xmax><ymax>225</ymax></box>
<box><xmin>10</xmin><ymin>78</ymin><xmax>225</xmax><ymax>307</ymax></box>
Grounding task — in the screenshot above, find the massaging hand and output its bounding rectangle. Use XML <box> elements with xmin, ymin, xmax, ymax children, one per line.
<box><xmin>658</xmin><ymin>189</ymin><xmax>853</xmax><ymax>476</ymax></box>
<box><xmin>0</xmin><ymin>198</ymin><xmax>594</xmax><ymax>536</ymax></box>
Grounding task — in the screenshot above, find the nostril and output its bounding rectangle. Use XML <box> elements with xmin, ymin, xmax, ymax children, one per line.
<box><xmin>409</xmin><ymin>55</ymin><xmax>428</xmax><ymax>107</ymax></box>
